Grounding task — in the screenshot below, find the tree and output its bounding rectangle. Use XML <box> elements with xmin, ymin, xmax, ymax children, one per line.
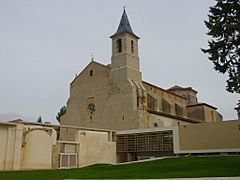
<box><xmin>201</xmin><ymin>0</ymin><xmax>240</xmax><ymax>93</ymax></box>
<box><xmin>37</xmin><ymin>116</ymin><xmax>42</xmax><ymax>123</ymax></box>
<box><xmin>56</xmin><ymin>106</ymin><xmax>67</xmax><ymax>123</ymax></box>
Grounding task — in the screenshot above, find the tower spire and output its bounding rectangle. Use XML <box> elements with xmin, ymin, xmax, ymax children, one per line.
<box><xmin>110</xmin><ymin>9</ymin><xmax>139</xmax><ymax>39</ymax></box>
<box><xmin>110</xmin><ymin>8</ymin><xmax>141</xmax><ymax>83</ymax></box>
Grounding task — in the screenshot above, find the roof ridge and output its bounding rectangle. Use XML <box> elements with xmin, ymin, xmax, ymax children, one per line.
<box><xmin>70</xmin><ymin>60</ymin><xmax>108</xmax><ymax>85</ymax></box>
<box><xmin>142</xmin><ymin>80</ymin><xmax>187</xmax><ymax>100</ymax></box>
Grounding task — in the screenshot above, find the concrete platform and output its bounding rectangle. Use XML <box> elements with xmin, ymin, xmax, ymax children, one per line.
<box><xmin>160</xmin><ymin>177</ymin><xmax>240</xmax><ymax>180</ymax></box>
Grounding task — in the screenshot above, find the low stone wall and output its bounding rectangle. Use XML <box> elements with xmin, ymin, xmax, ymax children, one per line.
<box><xmin>0</xmin><ymin>122</ymin><xmax>116</xmax><ymax>170</ymax></box>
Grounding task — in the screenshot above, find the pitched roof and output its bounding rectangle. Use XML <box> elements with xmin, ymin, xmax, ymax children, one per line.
<box><xmin>110</xmin><ymin>9</ymin><xmax>139</xmax><ymax>39</ymax></box>
<box><xmin>142</xmin><ymin>81</ymin><xmax>187</xmax><ymax>100</ymax></box>
<box><xmin>187</xmin><ymin>103</ymin><xmax>217</xmax><ymax>110</ymax></box>
<box><xmin>168</xmin><ymin>85</ymin><xmax>198</xmax><ymax>93</ymax></box>
<box><xmin>168</xmin><ymin>85</ymin><xmax>183</xmax><ymax>90</ymax></box>
<box><xmin>8</xmin><ymin>119</ymin><xmax>26</xmax><ymax>123</ymax></box>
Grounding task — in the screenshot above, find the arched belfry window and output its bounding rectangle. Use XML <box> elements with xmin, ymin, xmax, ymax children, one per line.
<box><xmin>131</xmin><ymin>40</ymin><xmax>134</xmax><ymax>53</ymax></box>
<box><xmin>117</xmin><ymin>39</ymin><xmax>122</xmax><ymax>53</ymax></box>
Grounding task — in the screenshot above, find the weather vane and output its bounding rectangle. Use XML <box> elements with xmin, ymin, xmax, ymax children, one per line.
<box><xmin>123</xmin><ymin>6</ymin><xmax>126</xmax><ymax>10</ymax></box>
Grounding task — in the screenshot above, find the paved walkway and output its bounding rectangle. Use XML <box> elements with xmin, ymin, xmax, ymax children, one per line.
<box><xmin>117</xmin><ymin>156</ymin><xmax>174</xmax><ymax>165</ymax></box>
<box><xmin>66</xmin><ymin>177</ymin><xmax>239</xmax><ymax>180</ymax></box>
<box><xmin>160</xmin><ymin>178</ymin><xmax>239</xmax><ymax>180</ymax></box>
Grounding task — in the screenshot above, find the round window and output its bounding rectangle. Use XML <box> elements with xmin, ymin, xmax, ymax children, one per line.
<box><xmin>88</xmin><ymin>104</ymin><xmax>96</xmax><ymax>114</ymax></box>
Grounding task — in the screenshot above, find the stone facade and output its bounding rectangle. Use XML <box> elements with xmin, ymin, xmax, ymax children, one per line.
<box><xmin>60</xmin><ymin>10</ymin><xmax>222</xmax><ymax>133</ymax></box>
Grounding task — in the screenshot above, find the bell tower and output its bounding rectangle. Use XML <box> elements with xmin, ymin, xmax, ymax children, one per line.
<box><xmin>110</xmin><ymin>9</ymin><xmax>142</xmax><ymax>83</ymax></box>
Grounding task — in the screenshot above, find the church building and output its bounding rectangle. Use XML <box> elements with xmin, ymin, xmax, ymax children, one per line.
<box><xmin>1</xmin><ymin>10</ymin><xmax>239</xmax><ymax>170</ymax></box>
<box><xmin>60</xmin><ymin>9</ymin><xmax>222</xmax><ymax>136</ymax></box>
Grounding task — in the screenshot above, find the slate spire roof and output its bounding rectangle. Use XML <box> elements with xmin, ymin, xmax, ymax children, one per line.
<box><xmin>110</xmin><ymin>9</ymin><xmax>139</xmax><ymax>39</ymax></box>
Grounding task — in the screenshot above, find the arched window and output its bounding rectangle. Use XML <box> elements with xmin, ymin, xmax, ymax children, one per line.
<box><xmin>154</xmin><ymin>123</ymin><xmax>158</xmax><ymax>127</ymax></box>
<box><xmin>131</xmin><ymin>40</ymin><xmax>134</xmax><ymax>53</ymax></box>
<box><xmin>117</xmin><ymin>39</ymin><xmax>122</xmax><ymax>53</ymax></box>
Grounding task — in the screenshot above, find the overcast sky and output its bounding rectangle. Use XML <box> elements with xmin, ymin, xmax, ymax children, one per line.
<box><xmin>0</xmin><ymin>0</ymin><xmax>239</xmax><ymax>124</ymax></box>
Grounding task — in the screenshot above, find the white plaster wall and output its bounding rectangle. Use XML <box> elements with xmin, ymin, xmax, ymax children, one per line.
<box><xmin>0</xmin><ymin>125</ymin><xmax>19</xmax><ymax>170</ymax></box>
<box><xmin>1</xmin><ymin>123</ymin><xmax>115</xmax><ymax>170</ymax></box>
<box><xmin>21</xmin><ymin>130</ymin><xmax>52</xmax><ymax>169</ymax></box>
<box><xmin>76</xmin><ymin>130</ymin><xmax>116</xmax><ymax>167</ymax></box>
<box><xmin>0</xmin><ymin>126</ymin><xmax>8</xmax><ymax>170</ymax></box>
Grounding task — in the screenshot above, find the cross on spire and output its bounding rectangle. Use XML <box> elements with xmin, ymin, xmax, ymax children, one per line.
<box><xmin>91</xmin><ymin>53</ymin><xmax>94</xmax><ymax>61</ymax></box>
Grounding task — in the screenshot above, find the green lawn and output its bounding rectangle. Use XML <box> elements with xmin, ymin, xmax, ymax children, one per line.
<box><xmin>1</xmin><ymin>156</ymin><xmax>240</xmax><ymax>179</ymax></box>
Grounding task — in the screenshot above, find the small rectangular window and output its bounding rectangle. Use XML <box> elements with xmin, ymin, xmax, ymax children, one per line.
<box><xmin>60</xmin><ymin>153</ymin><xmax>77</xmax><ymax>169</ymax></box>
<box><xmin>90</xmin><ymin>70</ymin><xmax>93</xmax><ymax>77</ymax></box>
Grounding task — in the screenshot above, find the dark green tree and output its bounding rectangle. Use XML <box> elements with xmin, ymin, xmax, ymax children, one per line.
<box><xmin>56</xmin><ymin>106</ymin><xmax>67</xmax><ymax>123</ymax></box>
<box><xmin>202</xmin><ymin>0</ymin><xmax>240</xmax><ymax>93</ymax></box>
<box><xmin>37</xmin><ymin>116</ymin><xmax>42</xmax><ymax>123</ymax></box>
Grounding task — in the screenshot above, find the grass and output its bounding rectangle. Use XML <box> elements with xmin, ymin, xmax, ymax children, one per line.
<box><xmin>0</xmin><ymin>156</ymin><xmax>240</xmax><ymax>179</ymax></box>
